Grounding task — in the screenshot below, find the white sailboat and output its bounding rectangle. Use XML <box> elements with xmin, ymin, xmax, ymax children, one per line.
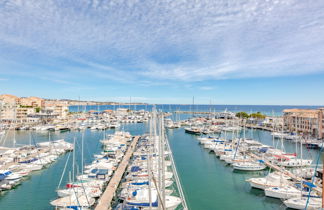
<box><xmin>50</xmin><ymin>194</ymin><xmax>96</xmax><ymax>209</ymax></box>
<box><xmin>283</xmin><ymin>197</ymin><xmax>322</xmax><ymax>209</ymax></box>
<box><xmin>124</xmin><ymin>188</ymin><xmax>182</xmax><ymax>210</ymax></box>
<box><xmin>246</xmin><ymin>172</ymin><xmax>290</xmax><ymax>190</ymax></box>
<box><xmin>265</xmin><ymin>185</ymin><xmax>301</xmax><ymax>199</ymax></box>
<box><xmin>233</xmin><ymin>161</ymin><xmax>266</xmax><ymax>171</ymax></box>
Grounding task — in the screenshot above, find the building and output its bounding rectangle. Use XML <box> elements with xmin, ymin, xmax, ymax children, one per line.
<box><xmin>283</xmin><ymin>108</ymin><xmax>324</xmax><ymax>139</ymax></box>
<box><xmin>0</xmin><ymin>94</ymin><xmax>19</xmax><ymax>104</ymax></box>
<box><xmin>43</xmin><ymin>101</ymin><xmax>69</xmax><ymax>119</ymax></box>
<box><xmin>255</xmin><ymin>116</ymin><xmax>284</xmax><ymax>128</ymax></box>
<box><xmin>19</xmin><ymin>96</ymin><xmax>44</xmax><ymax>108</ymax></box>
<box><xmin>0</xmin><ymin>100</ymin><xmax>17</xmax><ymax>122</ymax></box>
<box><xmin>0</xmin><ymin>94</ymin><xmax>69</xmax><ymax>122</ymax></box>
<box><xmin>318</xmin><ymin>108</ymin><xmax>324</xmax><ymax>139</ymax></box>
<box><xmin>16</xmin><ymin>107</ymin><xmax>36</xmax><ymax>122</ymax></box>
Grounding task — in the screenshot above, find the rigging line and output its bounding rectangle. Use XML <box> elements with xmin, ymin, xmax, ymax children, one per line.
<box><xmin>151</xmin><ymin>172</ymin><xmax>166</xmax><ymax>210</ymax></box>
<box><xmin>30</xmin><ymin>131</ymin><xmax>45</xmax><ymax>166</ymax></box>
<box><xmin>1</xmin><ymin>123</ymin><xmax>13</xmax><ymax>146</ymax></box>
<box><xmin>71</xmin><ymin>185</ymin><xmax>82</xmax><ymax>208</ymax></box>
<box><xmin>57</xmin><ymin>151</ymin><xmax>72</xmax><ymax>189</ymax></box>
<box><xmin>304</xmin><ymin>146</ymin><xmax>323</xmax><ymax>210</ymax></box>
<box><xmin>79</xmin><ymin>131</ymin><xmax>91</xmax><ymax>207</ymax></box>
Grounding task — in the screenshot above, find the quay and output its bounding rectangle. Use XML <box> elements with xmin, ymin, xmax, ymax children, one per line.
<box><xmin>95</xmin><ymin>136</ymin><xmax>141</xmax><ymax>210</ymax></box>
<box><xmin>175</xmin><ymin>111</ymin><xmax>216</xmax><ymax>114</ymax></box>
<box><xmin>245</xmin><ymin>124</ymin><xmax>274</xmax><ymax>132</ymax></box>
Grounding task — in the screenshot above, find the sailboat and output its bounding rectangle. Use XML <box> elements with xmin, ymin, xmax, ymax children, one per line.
<box><xmin>283</xmin><ymin>196</ymin><xmax>321</xmax><ymax>209</ymax></box>
<box><xmin>232</xmin><ymin>160</ymin><xmax>267</xmax><ymax>171</ymax></box>
<box><xmin>246</xmin><ymin>171</ymin><xmax>290</xmax><ymax>190</ymax></box>
<box><xmin>122</xmin><ymin>188</ymin><xmax>182</xmax><ymax>210</ymax></box>
<box><xmin>52</xmin><ymin>135</ymin><xmax>97</xmax><ymax>209</ymax></box>
<box><xmin>265</xmin><ymin>185</ymin><xmax>301</xmax><ymax>199</ymax></box>
<box><xmin>50</xmin><ymin>194</ymin><xmax>96</xmax><ymax>209</ymax></box>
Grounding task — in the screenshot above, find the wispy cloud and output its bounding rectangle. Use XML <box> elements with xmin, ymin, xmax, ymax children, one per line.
<box><xmin>199</xmin><ymin>86</ymin><xmax>214</xmax><ymax>91</ymax></box>
<box><xmin>1</xmin><ymin>0</ymin><xmax>324</xmax><ymax>84</ymax></box>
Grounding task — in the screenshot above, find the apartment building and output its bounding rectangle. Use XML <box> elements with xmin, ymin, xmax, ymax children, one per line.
<box><xmin>19</xmin><ymin>96</ymin><xmax>45</xmax><ymax>108</ymax></box>
<box><xmin>16</xmin><ymin>107</ymin><xmax>36</xmax><ymax>122</ymax></box>
<box><xmin>318</xmin><ymin>108</ymin><xmax>324</xmax><ymax>139</ymax></box>
<box><xmin>0</xmin><ymin>94</ymin><xmax>19</xmax><ymax>104</ymax></box>
<box><xmin>0</xmin><ymin>100</ymin><xmax>16</xmax><ymax>121</ymax></box>
<box><xmin>43</xmin><ymin>100</ymin><xmax>69</xmax><ymax>119</ymax></box>
<box><xmin>283</xmin><ymin>108</ymin><xmax>324</xmax><ymax>139</ymax></box>
<box><xmin>0</xmin><ymin>94</ymin><xmax>68</xmax><ymax>121</ymax></box>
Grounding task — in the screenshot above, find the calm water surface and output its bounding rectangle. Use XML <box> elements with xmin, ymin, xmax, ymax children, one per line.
<box><xmin>0</xmin><ymin>121</ymin><xmax>321</xmax><ymax>209</ymax></box>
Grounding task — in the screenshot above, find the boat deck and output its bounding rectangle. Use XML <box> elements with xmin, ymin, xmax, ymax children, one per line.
<box><xmin>0</xmin><ymin>147</ymin><xmax>51</xmax><ymax>170</ymax></box>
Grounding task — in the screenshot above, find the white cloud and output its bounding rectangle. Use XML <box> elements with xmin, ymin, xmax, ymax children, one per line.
<box><xmin>0</xmin><ymin>0</ymin><xmax>324</xmax><ymax>83</ymax></box>
<box><xmin>199</xmin><ymin>86</ymin><xmax>214</xmax><ymax>91</ymax></box>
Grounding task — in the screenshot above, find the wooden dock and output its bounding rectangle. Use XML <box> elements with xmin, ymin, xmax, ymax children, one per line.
<box><xmin>95</xmin><ymin>136</ymin><xmax>140</xmax><ymax>210</ymax></box>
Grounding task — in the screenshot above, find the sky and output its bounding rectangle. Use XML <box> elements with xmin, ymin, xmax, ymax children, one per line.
<box><xmin>0</xmin><ymin>0</ymin><xmax>324</xmax><ymax>105</ymax></box>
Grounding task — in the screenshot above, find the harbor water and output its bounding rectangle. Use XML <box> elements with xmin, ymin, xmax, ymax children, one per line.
<box><xmin>69</xmin><ymin>104</ymin><xmax>323</xmax><ymax>116</ymax></box>
<box><xmin>0</xmin><ymin>113</ymin><xmax>321</xmax><ymax>209</ymax></box>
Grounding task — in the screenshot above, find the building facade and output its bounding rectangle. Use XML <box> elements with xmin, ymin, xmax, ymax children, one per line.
<box><xmin>283</xmin><ymin>108</ymin><xmax>324</xmax><ymax>139</ymax></box>
<box><xmin>0</xmin><ymin>94</ymin><xmax>68</xmax><ymax>122</ymax></box>
<box><xmin>19</xmin><ymin>96</ymin><xmax>45</xmax><ymax>108</ymax></box>
<box><xmin>318</xmin><ymin>108</ymin><xmax>324</xmax><ymax>139</ymax></box>
<box><xmin>0</xmin><ymin>100</ymin><xmax>16</xmax><ymax>121</ymax></box>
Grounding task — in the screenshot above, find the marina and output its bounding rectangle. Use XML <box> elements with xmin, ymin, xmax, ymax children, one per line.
<box><xmin>2</xmin><ymin>1</ymin><xmax>324</xmax><ymax>209</ymax></box>
<box><xmin>0</xmin><ymin>105</ymin><xmax>323</xmax><ymax>209</ymax></box>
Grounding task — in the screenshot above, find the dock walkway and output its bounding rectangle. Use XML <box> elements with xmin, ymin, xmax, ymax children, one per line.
<box><xmin>95</xmin><ymin>136</ymin><xmax>140</xmax><ymax>210</ymax></box>
<box><xmin>245</xmin><ymin>124</ymin><xmax>274</xmax><ymax>132</ymax></box>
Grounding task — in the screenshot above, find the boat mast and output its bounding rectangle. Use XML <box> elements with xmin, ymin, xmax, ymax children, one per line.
<box><xmin>161</xmin><ymin>113</ymin><xmax>166</xmax><ymax>208</ymax></box>
<box><xmin>300</xmin><ymin>113</ymin><xmax>303</xmax><ymax>165</ymax></box>
<box><xmin>148</xmin><ymin>112</ymin><xmax>153</xmax><ymax>210</ymax></box>
<box><xmin>72</xmin><ymin>136</ymin><xmax>76</xmax><ymax>182</ymax></box>
<box><xmin>81</xmin><ymin>131</ymin><xmax>84</xmax><ymax>173</ymax></box>
<box><xmin>13</xmin><ymin>102</ymin><xmax>17</xmax><ymax>148</ymax></box>
<box><xmin>272</xmin><ymin>110</ymin><xmax>275</xmax><ymax>147</ymax></box>
<box><xmin>29</xmin><ymin>131</ymin><xmax>32</xmax><ymax>146</ymax></box>
<box><xmin>158</xmin><ymin>112</ymin><xmax>162</xmax><ymax>194</ymax></box>
<box><xmin>295</xmin><ymin>115</ymin><xmax>298</xmax><ymax>156</ymax></box>
<box><xmin>192</xmin><ymin>96</ymin><xmax>195</xmax><ymax>118</ymax></box>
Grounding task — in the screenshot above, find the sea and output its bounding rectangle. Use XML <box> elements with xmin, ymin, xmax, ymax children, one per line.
<box><xmin>69</xmin><ymin>104</ymin><xmax>323</xmax><ymax>116</ymax></box>
<box><xmin>0</xmin><ymin>104</ymin><xmax>322</xmax><ymax>210</ymax></box>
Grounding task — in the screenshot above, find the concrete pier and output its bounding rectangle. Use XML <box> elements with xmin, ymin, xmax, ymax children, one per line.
<box><xmin>245</xmin><ymin>124</ymin><xmax>274</xmax><ymax>132</ymax></box>
<box><xmin>95</xmin><ymin>136</ymin><xmax>140</xmax><ymax>210</ymax></box>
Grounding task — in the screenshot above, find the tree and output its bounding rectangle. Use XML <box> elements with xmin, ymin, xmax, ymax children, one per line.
<box><xmin>35</xmin><ymin>107</ymin><xmax>41</xmax><ymax>113</ymax></box>
<box><xmin>249</xmin><ymin>112</ymin><xmax>266</xmax><ymax>119</ymax></box>
<box><xmin>236</xmin><ymin>111</ymin><xmax>249</xmax><ymax>118</ymax></box>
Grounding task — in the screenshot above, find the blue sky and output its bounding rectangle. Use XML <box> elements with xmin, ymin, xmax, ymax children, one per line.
<box><xmin>0</xmin><ymin>0</ymin><xmax>324</xmax><ymax>105</ymax></box>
